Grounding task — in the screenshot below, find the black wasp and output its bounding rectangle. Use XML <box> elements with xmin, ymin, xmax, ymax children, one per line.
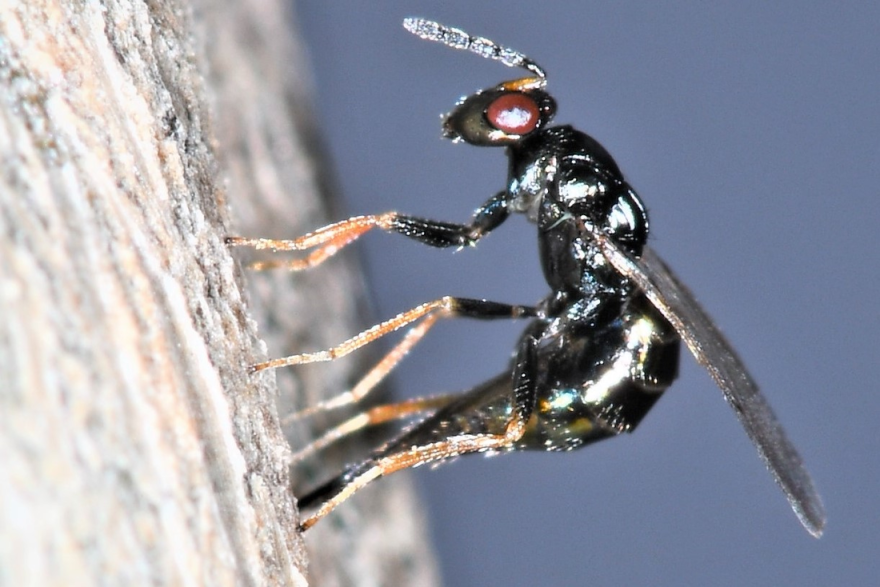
<box><xmin>229</xmin><ymin>18</ymin><xmax>825</xmax><ymax>537</ymax></box>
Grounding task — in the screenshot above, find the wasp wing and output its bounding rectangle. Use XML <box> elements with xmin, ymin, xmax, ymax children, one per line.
<box><xmin>589</xmin><ymin>228</ymin><xmax>825</xmax><ymax>537</ymax></box>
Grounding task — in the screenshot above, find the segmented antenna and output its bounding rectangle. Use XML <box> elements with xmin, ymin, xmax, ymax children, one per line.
<box><xmin>403</xmin><ymin>17</ymin><xmax>547</xmax><ymax>79</ymax></box>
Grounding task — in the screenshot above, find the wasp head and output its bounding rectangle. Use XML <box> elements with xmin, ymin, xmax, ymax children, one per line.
<box><xmin>443</xmin><ymin>78</ymin><xmax>556</xmax><ymax>146</ymax></box>
<box><xmin>404</xmin><ymin>18</ymin><xmax>555</xmax><ymax>146</ymax></box>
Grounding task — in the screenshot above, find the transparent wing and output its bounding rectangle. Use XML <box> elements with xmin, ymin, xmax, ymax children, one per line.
<box><xmin>589</xmin><ymin>228</ymin><xmax>825</xmax><ymax>537</ymax></box>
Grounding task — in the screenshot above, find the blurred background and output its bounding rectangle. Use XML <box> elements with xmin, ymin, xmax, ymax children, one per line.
<box><xmin>292</xmin><ymin>2</ymin><xmax>879</xmax><ymax>585</ymax></box>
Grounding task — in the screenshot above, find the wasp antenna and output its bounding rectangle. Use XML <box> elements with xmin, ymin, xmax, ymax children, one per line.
<box><xmin>403</xmin><ymin>17</ymin><xmax>547</xmax><ymax>79</ymax></box>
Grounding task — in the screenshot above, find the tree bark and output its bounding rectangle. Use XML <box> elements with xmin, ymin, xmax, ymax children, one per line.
<box><xmin>0</xmin><ymin>1</ymin><xmax>439</xmax><ymax>586</ymax></box>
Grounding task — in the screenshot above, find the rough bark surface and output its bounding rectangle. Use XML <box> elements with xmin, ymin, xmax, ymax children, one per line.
<box><xmin>0</xmin><ymin>1</ymin><xmax>439</xmax><ymax>586</ymax></box>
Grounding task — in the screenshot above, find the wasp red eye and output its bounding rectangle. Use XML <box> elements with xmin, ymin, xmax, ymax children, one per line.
<box><xmin>485</xmin><ymin>93</ymin><xmax>540</xmax><ymax>135</ymax></box>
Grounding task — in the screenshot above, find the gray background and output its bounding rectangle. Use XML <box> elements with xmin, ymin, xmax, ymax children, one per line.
<box><xmin>294</xmin><ymin>2</ymin><xmax>878</xmax><ymax>585</ymax></box>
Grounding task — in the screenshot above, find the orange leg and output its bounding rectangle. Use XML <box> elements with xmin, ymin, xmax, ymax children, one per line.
<box><xmin>298</xmin><ymin>417</ymin><xmax>527</xmax><ymax>532</ymax></box>
<box><xmin>253</xmin><ymin>297</ymin><xmax>533</xmax><ymax>418</ymax></box>
<box><xmin>284</xmin><ymin>310</ymin><xmax>443</xmax><ymax>420</ymax></box>
<box><xmin>227</xmin><ymin>213</ymin><xmax>398</xmax><ymax>271</ymax></box>
<box><xmin>251</xmin><ymin>297</ymin><xmax>457</xmax><ymax>374</ymax></box>
<box><xmin>288</xmin><ymin>394</ymin><xmax>456</xmax><ymax>463</ymax></box>
<box><xmin>227</xmin><ymin>198</ymin><xmax>509</xmax><ymax>271</ymax></box>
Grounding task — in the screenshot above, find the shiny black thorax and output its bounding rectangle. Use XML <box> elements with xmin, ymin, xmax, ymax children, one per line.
<box><xmin>378</xmin><ymin>124</ymin><xmax>682</xmax><ymax>454</ymax></box>
<box><xmin>494</xmin><ymin>124</ymin><xmax>678</xmax><ymax>449</ymax></box>
<box><xmin>509</xmin><ymin>125</ymin><xmax>646</xmax><ymax>299</ymax></box>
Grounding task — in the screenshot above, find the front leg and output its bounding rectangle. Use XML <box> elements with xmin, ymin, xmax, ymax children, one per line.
<box><xmin>226</xmin><ymin>191</ymin><xmax>512</xmax><ymax>270</ymax></box>
<box><xmin>391</xmin><ymin>190</ymin><xmax>511</xmax><ymax>248</ymax></box>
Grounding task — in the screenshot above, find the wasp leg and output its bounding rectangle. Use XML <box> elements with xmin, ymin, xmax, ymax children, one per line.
<box><xmin>226</xmin><ymin>191</ymin><xmax>512</xmax><ymax>271</ymax></box>
<box><xmin>283</xmin><ymin>310</ymin><xmax>445</xmax><ymax>420</ymax></box>
<box><xmin>509</xmin><ymin>319</ymin><xmax>541</xmax><ymax>425</ymax></box>
<box><xmin>288</xmin><ymin>394</ymin><xmax>457</xmax><ymax>463</ymax></box>
<box><xmin>298</xmin><ymin>325</ymin><xmax>543</xmax><ymax>531</ymax></box>
<box><xmin>227</xmin><ymin>214</ymin><xmax>396</xmax><ymax>271</ymax></box>
<box><xmin>276</xmin><ymin>297</ymin><xmax>534</xmax><ymax>426</ymax></box>
<box><xmin>298</xmin><ymin>425</ymin><xmax>526</xmax><ymax>532</ymax></box>
<box><xmin>252</xmin><ymin>296</ymin><xmax>535</xmax><ymax>380</ymax></box>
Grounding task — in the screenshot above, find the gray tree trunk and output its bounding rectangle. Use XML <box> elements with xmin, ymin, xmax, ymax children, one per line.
<box><xmin>0</xmin><ymin>1</ymin><xmax>440</xmax><ymax>585</ymax></box>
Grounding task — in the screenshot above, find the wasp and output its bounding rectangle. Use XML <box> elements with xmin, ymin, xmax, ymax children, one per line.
<box><xmin>228</xmin><ymin>18</ymin><xmax>825</xmax><ymax>537</ymax></box>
